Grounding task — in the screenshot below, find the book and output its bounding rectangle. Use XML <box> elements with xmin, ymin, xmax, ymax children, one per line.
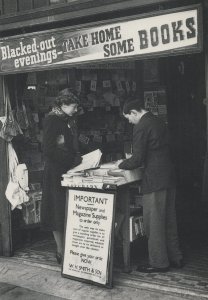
<box><xmin>67</xmin><ymin>149</ymin><xmax>102</xmax><ymax>174</ymax></box>
<box><xmin>129</xmin><ymin>215</ymin><xmax>145</xmax><ymax>242</ymax></box>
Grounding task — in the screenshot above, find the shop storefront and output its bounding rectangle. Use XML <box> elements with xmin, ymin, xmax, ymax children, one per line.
<box><xmin>0</xmin><ymin>0</ymin><xmax>207</xmax><ymax>285</ymax></box>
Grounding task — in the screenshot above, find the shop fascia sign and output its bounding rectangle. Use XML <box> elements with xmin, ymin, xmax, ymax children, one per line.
<box><xmin>0</xmin><ymin>4</ymin><xmax>202</xmax><ymax>74</ymax></box>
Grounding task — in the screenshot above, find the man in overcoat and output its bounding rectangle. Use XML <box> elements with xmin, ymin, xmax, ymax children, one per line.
<box><xmin>119</xmin><ymin>100</ymin><xmax>183</xmax><ymax>273</ymax></box>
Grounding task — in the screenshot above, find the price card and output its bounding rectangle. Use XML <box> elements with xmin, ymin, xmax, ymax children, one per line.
<box><xmin>103</xmin><ymin>80</ymin><xmax>111</xmax><ymax>88</ymax></box>
<box><xmin>116</xmin><ymin>81</ymin><xmax>123</xmax><ymax>92</ymax></box>
<box><xmin>90</xmin><ymin>80</ymin><xmax>97</xmax><ymax>92</ymax></box>
<box><xmin>79</xmin><ymin>134</ymin><xmax>90</xmax><ymax>145</ymax></box>
<box><xmin>132</xmin><ymin>81</ymin><xmax>136</xmax><ymax>92</ymax></box>
<box><xmin>75</xmin><ymin>81</ymin><xmax>82</xmax><ymax>92</ymax></box>
<box><xmin>125</xmin><ymin>81</ymin><xmax>130</xmax><ymax>93</ymax></box>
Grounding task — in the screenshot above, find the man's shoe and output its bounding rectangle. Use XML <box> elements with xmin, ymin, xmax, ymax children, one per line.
<box><xmin>136</xmin><ymin>265</ymin><xmax>169</xmax><ymax>273</ymax></box>
<box><xmin>170</xmin><ymin>259</ymin><xmax>184</xmax><ymax>269</ymax></box>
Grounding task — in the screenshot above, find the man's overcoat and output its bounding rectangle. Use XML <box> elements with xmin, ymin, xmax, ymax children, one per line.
<box><xmin>119</xmin><ymin>112</ymin><xmax>175</xmax><ymax>194</ymax></box>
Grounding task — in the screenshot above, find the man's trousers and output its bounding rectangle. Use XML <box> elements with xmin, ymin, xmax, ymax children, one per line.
<box><xmin>142</xmin><ymin>188</ymin><xmax>182</xmax><ymax>268</ymax></box>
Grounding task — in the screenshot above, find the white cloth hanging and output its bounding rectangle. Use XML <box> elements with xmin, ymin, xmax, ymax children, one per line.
<box><xmin>5</xmin><ymin>143</ymin><xmax>29</xmax><ymax>210</ymax></box>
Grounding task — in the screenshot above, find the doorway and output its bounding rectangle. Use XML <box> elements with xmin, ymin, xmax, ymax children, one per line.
<box><xmin>161</xmin><ymin>53</ymin><xmax>207</xmax><ymax>248</ymax></box>
<box><xmin>7</xmin><ymin>54</ymin><xmax>208</xmax><ymax>272</ymax></box>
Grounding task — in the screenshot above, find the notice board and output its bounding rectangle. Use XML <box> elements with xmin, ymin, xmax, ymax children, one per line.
<box><xmin>62</xmin><ymin>188</ymin><xmax>116</xmax><ymax>288</ymax></box>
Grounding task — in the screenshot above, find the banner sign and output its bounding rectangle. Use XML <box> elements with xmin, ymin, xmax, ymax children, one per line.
<box><xmin>0</xmin><ymin>5</ymin><xmax>202</xmax><ymax>74</ymax></box>
<box><xmin>62</xmin><ymin>189</ymin><xmax>115</xmax><ymax>287</ymax></box>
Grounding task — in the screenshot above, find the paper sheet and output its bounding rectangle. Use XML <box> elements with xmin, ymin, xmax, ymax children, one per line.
<box><xmin>99</xmin><ymin>160</ymin><xmax>123</xmax><ymax>169</ymax></box>
<box><xmin>67</xmin><ymin>149</ymin><xmax>102</xmax><ymax>174</ymax></box>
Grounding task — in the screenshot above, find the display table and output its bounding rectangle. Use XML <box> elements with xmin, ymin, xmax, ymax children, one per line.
<box><xmin>61</xmin><ymin>166</ymin><xmax>143</xmax><ymax>286</ymax></box>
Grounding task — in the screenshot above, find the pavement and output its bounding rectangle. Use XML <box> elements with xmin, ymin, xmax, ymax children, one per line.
<box><xmin>0</xmin><ymin>257</ymin><xmax>207</xmax><ymax>300</ymax></box>
<box><xmin>0</xmin><ymin>282</ymin><xmax>65</xmax><ymax>300</ymax></box>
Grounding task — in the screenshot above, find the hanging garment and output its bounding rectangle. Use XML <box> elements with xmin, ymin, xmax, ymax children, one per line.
<box><xmin>5</xmin><ymin>143</ymin><xmax>29</xmax><ymax>210</ymax></box>
<box><xmin>0</xmin><ymin>85</ymin><xmax>22</xmax><ymax>142</ymax></box>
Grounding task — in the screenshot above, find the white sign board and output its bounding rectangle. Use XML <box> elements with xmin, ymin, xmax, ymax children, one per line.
<box><xmin>0</xmin><ymin>5</ymin><xmax>202</xmax><ymax>73</ymax></box>
<box><xmin>62</xmin><ymin>189</ymin><xmax>115</xmax><ymax>286</ymax></box>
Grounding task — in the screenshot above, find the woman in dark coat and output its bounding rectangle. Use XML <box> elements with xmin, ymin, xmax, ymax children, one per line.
<box><xmin>41</xmin><ymin>90</ymin><xmax>81</xmax><ymax>263</ymax></box>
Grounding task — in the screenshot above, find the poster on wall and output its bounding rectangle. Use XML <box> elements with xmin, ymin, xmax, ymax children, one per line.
<box><xmin>143</xmin><ymin>59</ymin><xmax>159</xmax><ymax>83</ymax></box>
<box><xmin>62</xmin><ymin>189</ymin><xmax>115</xmax><ymax>287</ymax></box>
<box><xmin>0</xmin><ymin>5</ymin><xmax>202</xmax><ymax>74</ymax></box>
<box><xmin>144</xmin><ymin>88</ymin><xmax>167</xmax><ymax>122</ymax></box>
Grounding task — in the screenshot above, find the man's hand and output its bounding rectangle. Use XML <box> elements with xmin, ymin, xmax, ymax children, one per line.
<box><xmin>115</xmin><ymin>159</ymin><xmax>124</xmax><ymax>168</ymax></box>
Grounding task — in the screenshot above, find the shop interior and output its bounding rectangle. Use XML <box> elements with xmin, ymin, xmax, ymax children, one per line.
<box><xmin>6</xmin><ymin>53</ymin><xmax>208</xmax><ymax>273</ymax></box>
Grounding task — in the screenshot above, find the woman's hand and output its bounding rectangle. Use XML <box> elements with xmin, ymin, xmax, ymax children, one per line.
<box><xmin>73</xmin><ymin>153</ymin><xmax>83</xmax><ymax>167</ymax></box>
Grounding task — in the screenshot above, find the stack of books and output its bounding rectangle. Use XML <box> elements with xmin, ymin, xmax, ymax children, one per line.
<box><xmin>129</xmin><ymin>215</ymin><xmax>145</xmax><ymax>242</ymax></box>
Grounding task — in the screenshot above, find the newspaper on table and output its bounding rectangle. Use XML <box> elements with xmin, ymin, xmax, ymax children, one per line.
<box><xmin>67</xmin><ymin>149</ymin><xmax>102</xmax><ymax>175</ymax></box>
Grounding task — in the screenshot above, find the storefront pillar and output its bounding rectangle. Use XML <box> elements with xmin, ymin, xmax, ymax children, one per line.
<box><xmin>202</xmin><ymin>57</ymin><xmax>208</xmax><ymax>202</ymax></box>
<box><xmin>202</xmin><ymin>2</ymin><xmax>208</xmax><ymax>202</ymax></box>
<box><xmin>0</xmin><ymin>77</ymin><xmax>12</xmax><ymax>256</ymax></box>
